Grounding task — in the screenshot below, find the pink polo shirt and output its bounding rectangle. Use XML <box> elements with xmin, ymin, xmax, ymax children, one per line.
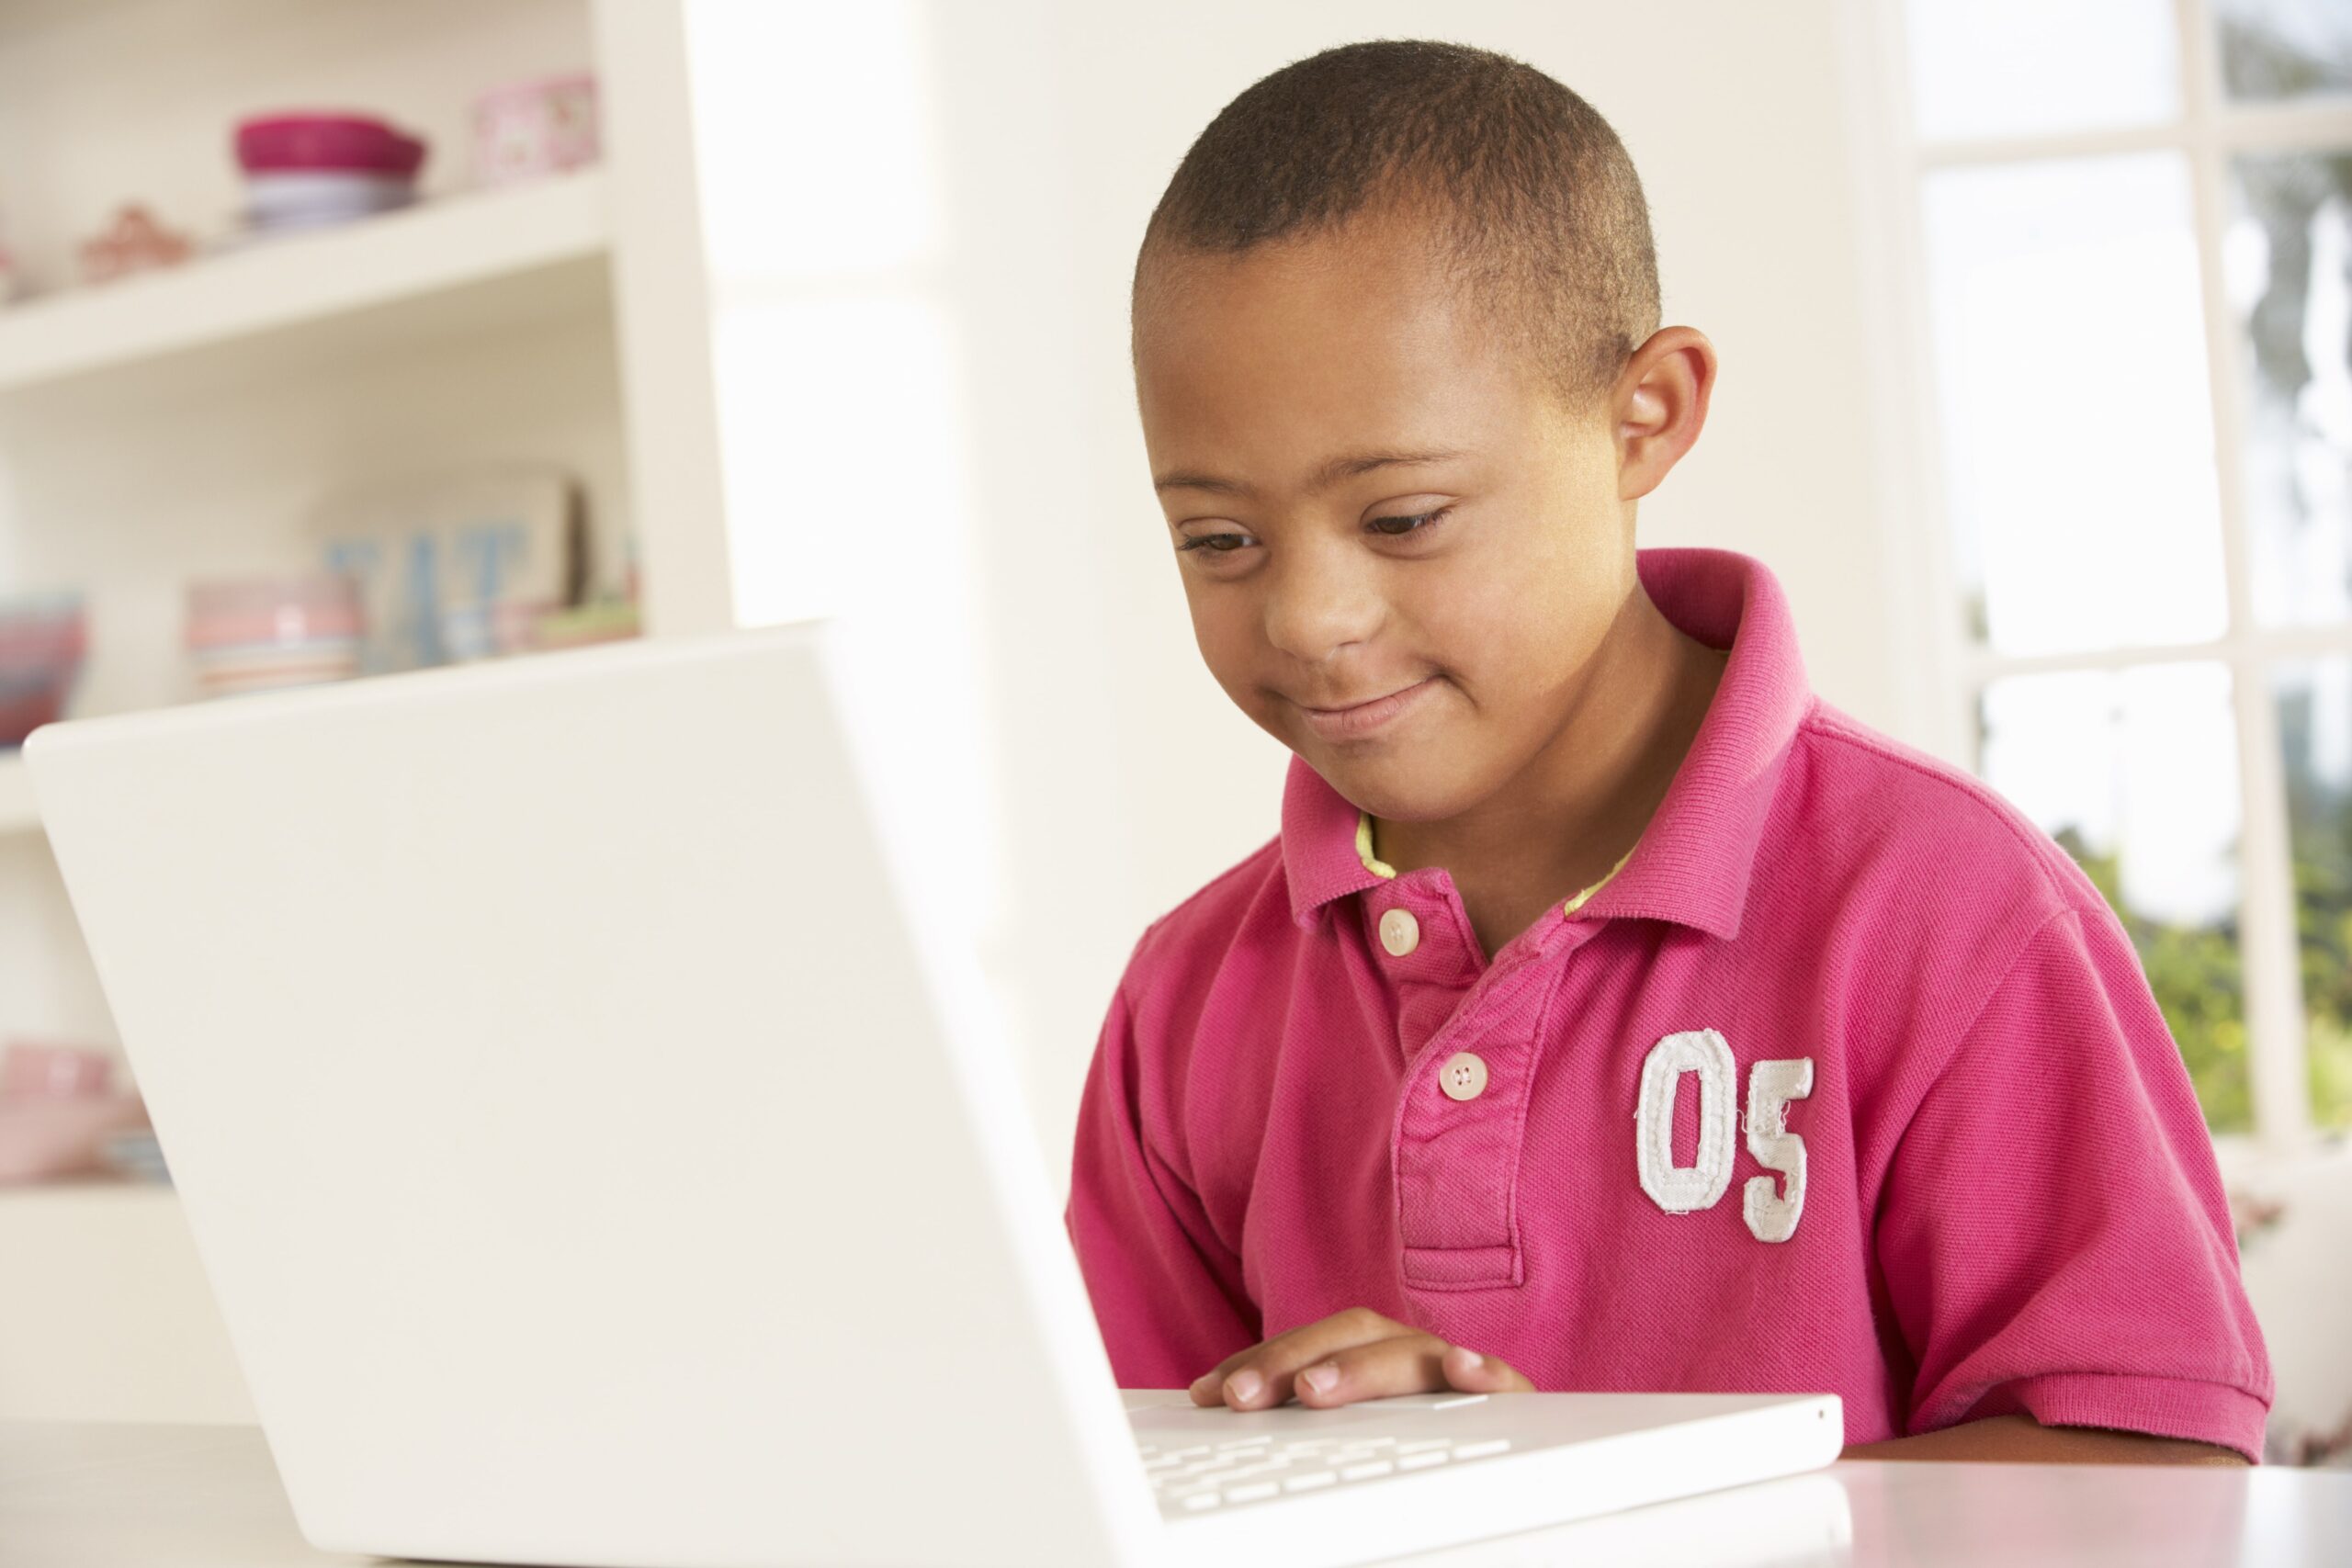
<box><xmin>1066</xmin><ymin>547</ymin><xmax>2273</xmax><ymax>1460</ymax></box>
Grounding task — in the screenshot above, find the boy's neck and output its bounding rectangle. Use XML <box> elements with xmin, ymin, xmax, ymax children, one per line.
<box><xmin>1373</xmin><ymin>583</ymin><xmax>1727</xmax><ymax>960</ymax></box>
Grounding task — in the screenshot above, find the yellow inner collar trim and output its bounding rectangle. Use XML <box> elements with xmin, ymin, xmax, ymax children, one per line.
<box><xmin>1354</xmin><ymin>811</ymin><xmax>1399</xmax><ymax>879</ymax></box>
<box><xmin>1355</xmin><ymin>810</ymin><xmax>1636</xmax><ymax>917</ymax></box>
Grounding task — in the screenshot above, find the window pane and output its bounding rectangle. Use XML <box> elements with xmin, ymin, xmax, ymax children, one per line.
<box><xmin>2273</xmin><ymin>658</ymin><xmax>2352</xmax><ymax>1129</ymax></box>
<box><xmin>2229</xmin><ymin>149</ymin><xmax>2352</xmax><ymax>626</ymax></box>
<box><xmin>1905</xmin><ymin>0</ymin><xmax>2180</xmax><ymax>142</ymax></box>
<box><xmin>1923</xmin><ymin>154</ymin><xmax>2230</xmax><ymax>656</ymax></box>
<box><xmin>2214</xmin><ymin>0</ymin><xmax>2352</xmax><ymax>104</ymax></box>
<box><xmin>1979</xmin><ymin>664</ymin><xmax>2250</xmax><ymax>1130</ymax></box>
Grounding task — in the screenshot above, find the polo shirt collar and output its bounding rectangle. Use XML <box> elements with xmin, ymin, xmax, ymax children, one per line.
<box><xmin>1281</xmin><ymin>547</ymin><xmax>1814</xmax><ymax>940</ymax></box>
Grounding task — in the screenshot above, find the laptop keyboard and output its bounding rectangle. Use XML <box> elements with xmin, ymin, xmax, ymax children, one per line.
<box><xmin>1139</xmin><ymin>1429</ymin><xmax>1516</xmax><ymax>1513</ymax></box>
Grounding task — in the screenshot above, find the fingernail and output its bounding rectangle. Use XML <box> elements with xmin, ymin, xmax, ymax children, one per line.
<box><xmin>1227</xmin><ymin>1369</ymin><xmax>1262</xmax><ymax>1404</ymax></box>
<box><xmin>1300</xmin><ymin>1363</ymin><xmax>1339</xmax><ymax>1395</ymax></box>
<box><xmin>1455</xmin><ymin>1349</ymin><xmax>1484</xmax><ymax>1371</ymax></box>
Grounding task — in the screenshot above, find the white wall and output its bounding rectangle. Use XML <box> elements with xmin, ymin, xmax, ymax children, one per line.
<box><xmin>902</xmin><ymin>0</ymin><xmax>1917</xmax><ymax>1172</ymax></box>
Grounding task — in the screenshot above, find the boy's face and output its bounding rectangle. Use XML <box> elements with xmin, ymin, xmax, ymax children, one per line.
<box><xmin>1134</xmin><ymin>209</ymin><xmax>1652</xmax><ymax>824</ymax></box>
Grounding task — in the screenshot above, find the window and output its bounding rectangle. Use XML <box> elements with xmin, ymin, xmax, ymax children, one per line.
<box><xmin>1890</xmin><ymin>0</ymin><xmax>2352</xmax><ymax>1141</ymax></box>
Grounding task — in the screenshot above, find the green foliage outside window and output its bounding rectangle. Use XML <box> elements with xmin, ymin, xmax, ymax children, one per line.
<box><xmin>2051</xmin><ymin>827</ymin><xmax>2252</xmax><ymax>1133</ymax></box>
<box><xmin>2051</xmin><ymin>822</ymin><xmax>2352</xmax><ymax>1136</ymax></box>
<box><xmin>2285</xmin><ymin>818</ymin><xmax>2352</xmax><ymax>1134</ymax></box>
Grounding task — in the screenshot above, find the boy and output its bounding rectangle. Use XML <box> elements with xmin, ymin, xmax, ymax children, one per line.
<box><xmin>1065</xmin><ymin>39</ymin><xmax>2272</xmax><ymax>1463</ymax></box>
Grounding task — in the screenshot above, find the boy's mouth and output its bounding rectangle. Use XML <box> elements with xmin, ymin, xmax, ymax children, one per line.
<box><xmin>1292</xmin><ymin>676</ymin><xmax>1441</xmax><ymax>742</ymax></box>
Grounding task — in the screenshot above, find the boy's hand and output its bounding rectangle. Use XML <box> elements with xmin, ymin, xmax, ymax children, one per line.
<box><xmin>1188</xmin><ymin>1307</ymin><xmax>1533</xmax><ymax>1410</ymax></box>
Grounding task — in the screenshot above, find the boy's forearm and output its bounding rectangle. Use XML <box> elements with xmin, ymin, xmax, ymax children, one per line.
<box><xmin>1841</xmin><ymin>1414</ymin><xmax>2248</xmax><ymax>1465</ymax></box>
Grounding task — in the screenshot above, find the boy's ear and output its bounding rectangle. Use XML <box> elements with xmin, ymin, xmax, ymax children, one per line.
<box><xmin>1614</xmin><ymin>327</ymin><xmax>1716</xmax><ymax>502</ymax></box>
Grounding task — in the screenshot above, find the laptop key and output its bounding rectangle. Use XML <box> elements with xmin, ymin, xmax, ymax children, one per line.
<box><xmin>1219</xmin><ymin>1461</ymin><xmax>1293</xmax><ymax>1482</ymax></box>
<box><xmin>1148</xmin><ymin>1426</ymin><xmax>1519</xmax><ymax>1510</ymax></box>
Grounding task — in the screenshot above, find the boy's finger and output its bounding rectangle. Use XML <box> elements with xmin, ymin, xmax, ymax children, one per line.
<box><xmin>1291</xmin><ymin>1334</ymin><xmax>1453</xmax><ymax>1407</ymax></box>
<box><xmin>1187</xmin><ymin>1307</ymin><xmax>1415</xmax><ymax>1407</ymax></box>
<box><xmin>1183</xmin><ymin>1309</ymin><xmax>1400</xmax><ymax>1404</ymax></box>
<box><xmin>1440</xmin><ymin>1343</ymin><xmax>1534</xmax><ymax>1393</ymax></box>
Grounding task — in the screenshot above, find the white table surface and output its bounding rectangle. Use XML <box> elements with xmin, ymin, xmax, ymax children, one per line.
<box><xmin>3</xmin><ymin>1420</ymin><xmax>2348</xmax><ymax>1568</ymax></box>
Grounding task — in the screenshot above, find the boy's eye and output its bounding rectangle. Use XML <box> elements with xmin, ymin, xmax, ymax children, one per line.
<box><xmin>1368</xmin><ymin>505</ymin><xmax>1453</xmax><ymax>537</ymax></box>
<box><xmin>1176</xmin><ymin>532</ymin><xmax>1257</xmax><ymax>554</ymax></box>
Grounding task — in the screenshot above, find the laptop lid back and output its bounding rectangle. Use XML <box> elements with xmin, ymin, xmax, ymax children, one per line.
<box><xmin>26</xmin><ymin>625</ymin><xmax>1162</xmax><ymax>1568</ymax></box>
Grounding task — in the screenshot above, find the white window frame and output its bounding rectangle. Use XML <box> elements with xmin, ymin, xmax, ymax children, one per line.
<box><xmin>1841</xmin><ymin>0</ymin><xmax>2352</xmax><ymax>1153</ymax></box>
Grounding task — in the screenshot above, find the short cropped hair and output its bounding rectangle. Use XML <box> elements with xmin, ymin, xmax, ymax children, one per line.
<box><xmin>1133</xmin><ymin>39</ymin><xmax>1661</xmax><ymax>418</ymax></box>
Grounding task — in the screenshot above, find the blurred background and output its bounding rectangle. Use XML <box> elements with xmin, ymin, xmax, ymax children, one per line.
<box><xmin>0</xmin><ymin>0</ymin><xmax>2346</xmax><ymax>1465</ymax></box>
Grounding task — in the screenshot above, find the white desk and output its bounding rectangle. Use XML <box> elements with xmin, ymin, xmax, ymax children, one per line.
<box><xmin>3</xmin><ymin>1420</ymin><xmax>2347</xmax><ymax>1567</ymax></box>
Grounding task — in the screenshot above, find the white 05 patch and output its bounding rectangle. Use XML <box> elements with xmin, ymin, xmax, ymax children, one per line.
<box><xmin>1634</xmin><ymin>1029</ymin><xmax>1736</xmax><ymax>1213</ymax></box>
<box><xmin>1634</xmin><ymin>1031</ymin><xmax>1815</xmax><ymax>1242</ymax></box>
<box><xmin>1741</xmin><ymin>1056</ymin><xmax>1814</xmax><ymax>1244</ymax></box>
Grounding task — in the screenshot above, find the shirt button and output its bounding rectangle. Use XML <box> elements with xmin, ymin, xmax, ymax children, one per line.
<box><xmin>1378</xmin><ymin>908</ymin><xmax>1420</xmax><ymax>957</ymax></box>
<box><xmin>1439</xmin><ymin>1051</ymin><xmax>1487</xmax><ymax>1101</ymax></box>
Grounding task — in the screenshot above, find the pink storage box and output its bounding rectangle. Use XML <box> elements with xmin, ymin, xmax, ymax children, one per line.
<box><xmin>472</xmin><ymin>73</ymin><xmax>599</xmax><ymax>186</ymax></box>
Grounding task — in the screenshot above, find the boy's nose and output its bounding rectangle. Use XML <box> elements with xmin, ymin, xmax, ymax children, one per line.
<box><xmin>1260</xmin><ymin>547</ymin><xmax>1385</xmax><ymax>664</ymax></box>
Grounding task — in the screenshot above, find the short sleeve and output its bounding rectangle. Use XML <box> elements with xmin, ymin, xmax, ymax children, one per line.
<box><xmin>1064</xmin><ymin>976</ymin><xmax>1260</xmax><ymax>1388</ymax></box>
<box><xmin>1874</xmin><ymin>904</ymin><xmax>2275</xmax><ymax>1461</ymax></box>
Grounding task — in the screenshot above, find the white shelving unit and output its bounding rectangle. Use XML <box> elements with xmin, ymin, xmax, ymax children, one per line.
<box><xmin>0</xmin><ymin>166</ymin><xmax>614</xmax><ymax>847</ymax></box>
<box><xmin>0</xmin><ymin>167</ymin><xmax>610</xmax><ymax>394</ymax></box>
<box><xmin>0</xmin><ymin>0</ymin><xmax>735</xmax><ymax>1422</ymax></box>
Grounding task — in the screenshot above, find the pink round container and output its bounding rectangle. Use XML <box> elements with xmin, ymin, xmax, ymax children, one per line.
<box><xmin>186</xmin><ymin>574</ymin><xmax>364</xmax><ymax>651</ymax></box>
<box><xmin>0</xmin><ymin>1041</ymin><xmax>114</xmax><ymax>1100</ymax></box>
<box><xmin>0</xmin><ymin>593</ymin><xmax>85</xmax><ymax>747</ymax></box>
<box><xmin>0</xmin><ymin>594</ymin><xmax>85</xmax><ymax>670</ymax></box>
<box><xmin>185</xmin><ymin>574</ymin><xmax>365</xmax><ymax>698</ymax></box>
<box><xmin>234</xmin><ymin>113</ymin><xmax>428</xmax><ymax>177</ymax></box>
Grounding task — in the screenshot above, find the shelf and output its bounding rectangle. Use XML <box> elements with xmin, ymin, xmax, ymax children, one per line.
<box><xmin>0</xmin><ymin>754</ymin><xmax>34</xmax><ymax>837</ymax></box>
<box><xmin>0</xmin><ymin>1179</ymin><xmax>171</xmax><ymax>1215</ymax></box>
<box><xmin>0</xmin><ymin>168</ymin><xmax>611</xmax><ymax>396</ymax></box>
<box><xmin>0</xmin><ymin>1181</ymin><xmax>254</xmax><ymax>1423</ymax></box>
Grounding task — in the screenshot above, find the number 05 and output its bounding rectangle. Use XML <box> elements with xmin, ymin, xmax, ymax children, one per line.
<box><xmin>1634</xmin><ymin>1030</ymin><xmax>1813</xmax><ymax>1243</ymax></box>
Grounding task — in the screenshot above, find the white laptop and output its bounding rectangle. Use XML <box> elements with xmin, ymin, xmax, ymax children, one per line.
<box><xmin>24</xmin><ymin>623</ymin><xmax>1844</xmax><ymax>1568</ymax></box>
